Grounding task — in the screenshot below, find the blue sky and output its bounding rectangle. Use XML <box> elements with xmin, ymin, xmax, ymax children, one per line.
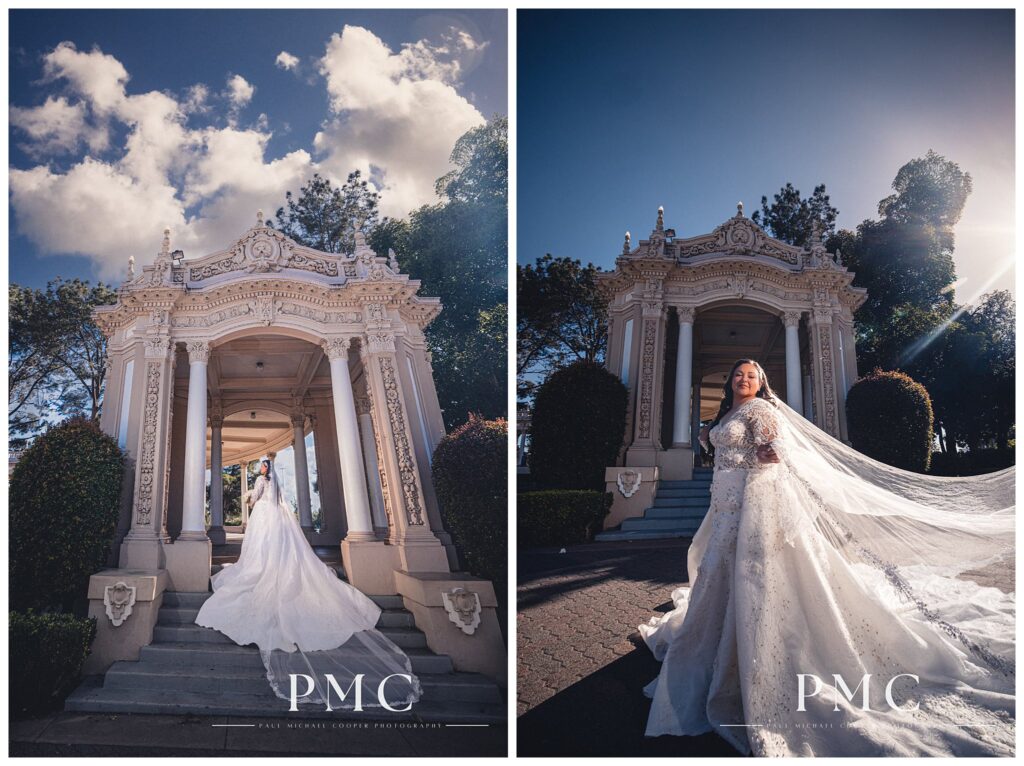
<box><xmin>9</xmin><ymin>9</ymin><xmax>507</xmax><ymax>288</ymax></box>
<box><xmin>518</xmin><ymin>9</ymin><xmax>1015</xmax><ymax>302</ymax></box>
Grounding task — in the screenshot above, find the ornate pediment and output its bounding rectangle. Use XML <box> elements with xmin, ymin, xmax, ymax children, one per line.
<box><xmin>674</xmin><ymin>210</ymin><xmax>805</xmax><ymax>266</ymax></box>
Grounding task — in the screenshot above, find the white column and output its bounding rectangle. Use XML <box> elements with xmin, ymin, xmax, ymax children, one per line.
<box><xmin>356</xmin><ymin>397</ymin><xmax>388</xmax><ymax>533</ymax></box>
<box><xmin>784</xmin><ymin>311</ymin><xmax>804</xmax><ymax>413</ymax></box>
<box><xmin>322</xmin><ymin>337</ymin><xmax>375</xmax><ymax>540</ymax></box>
<box><xmin>208</xmin><ymin>417</ymin><xmax>225</xmax><ymax>543</ymax></box>
<box><xmin>292</xmin><ymin>413</ymin><xmax>313</xmax><ymax>533</ymax></box>
<box><xmin>672</xmin><ymin>307</ymin><xmax>695</xmax><ymax>446</ymax></box>
<box><xmin>179</xmin><ymin>341</ymin><xmax>210</xmax><ymax>541</ymax></box>
<box><xmin>241</xmin><ymin>462</ymin><xmax>250</xmax><ymax>531</ymax></box>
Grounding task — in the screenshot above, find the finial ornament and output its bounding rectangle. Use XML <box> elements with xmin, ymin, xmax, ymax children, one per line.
<box><xmin>809</xmin><ymin>218</ymin><xmax>822</xmax><ymax>247</ymax></box>
<box><xmin>656</xmin><ymin>206</ymin><xmax>664</xmax><ymax>232</ymax></box>
<box><xmin>161</xmin><ymin>227</ymin><xmax>171</xmax><ymax>256</ymax></box>
<box><xmin>256</xmin><ymin>210</ymin><xmax>264</xmax><ymax>227</ymax></box>
<box><xmin>127</xmin><ymin>254</ymin><xmax>135</xmax><ymax>279</ymax></box>
<box><xmin>736</xmin><ymin>201</ymin><xmax>744</xmax><ymax>217</ymax></box>
<box><xmin>623</xmin><ymin>231</ymin><xmax>631</xmax><ymax>254</ymax></box>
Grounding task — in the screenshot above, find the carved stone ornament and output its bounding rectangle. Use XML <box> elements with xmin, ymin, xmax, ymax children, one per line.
<box><xmin>367</xmin><ymin>331</ymin><xmax>396</xmax><ymax>354</ymax></box>
<box><xmin>135</xmin><ymin>360</ymin><xmax>162</xmax><ymax>526</ymax></box>
<box><xmin>104</xmin><ymin>581</ymin><xmax>137</xmax><ymax>627</ymax></box>
<box><xmin>441</xmin><ymin>587</ymin><xmax>482</xmax><ymax>635</ymax></box>
<box><xmin>617</xmin><ymin>469</ymin><xmax>642</xmax><ymax>498</ymax></box>
<box><xmin>677</xmin><ymin>213</ymin><xmax>803</xmax><ymax>266</ymax></box>
<box><xmin>254</xmin><ymin>295</ymin><xmax>274</xmax><ymax>326</ymax></box>
<box><xmin>379</xmin><ymin>356</ymin><xmax>424</xmax><ymax>525</ymax></box>
<box><xmin>637</xmin><ymin>319</ymin><xmax>657</xmax><ymax>440</ymax></box>
<box><xmin>322</xmin><ymin>337</ymin><xmax>352</xmax><ymax>361</ymax></box>
<box><xmin>186</xmin><ymin>341</ymin><xmax>211</xmax><ymax>364</ymax></box>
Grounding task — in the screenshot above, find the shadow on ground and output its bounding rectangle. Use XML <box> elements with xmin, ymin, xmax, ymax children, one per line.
<box><xmin>517</xmin><ymin>638</ymin><xmax>741</xmax><ymax>757</ymax></box>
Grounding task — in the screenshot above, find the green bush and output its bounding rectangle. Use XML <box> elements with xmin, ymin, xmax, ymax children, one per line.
<box><xmin>10</xmin><ymin>417</ymin><xmax>124</xmax><ymax>612</ymax></box>
<box><xmin>846</xmin><ymin>368</ymin><xmax>934</xmax><ymax>472</ymax></box>
<box><xmin>518</xmin><ymin>490</ymin><xmax>612</xmax><ymax>548</ymax></box>
<box><xmin>9</xmin><ymin>610</ymin><xmax>97</xmax><ymax>718</ymax></box>
<box><xmin>528</xmin><ymin>361</ymin><xmax>628</xmax><ymax>489</ymax></box>
<box><xmin>432</xmin><ymin>415</ymin><xmax>507</xmax><ymax>601</ymax></box>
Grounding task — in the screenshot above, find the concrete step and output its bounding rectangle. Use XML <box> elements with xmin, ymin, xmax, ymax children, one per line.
<box><xmin>158</xmin><ymin>606</ymin><xmax>414</xmax><ymax>629</ymax></box>
<box><xmin>656</xmin><ymin>487</ymin><xmax>712</xmax><ymax>498</ymax></box>
<box><xmin>620</xmin><ymin>517</ymin><xmax>705</xmax><ymax>533</ymax></box>
<box><xmin>652</xmin><ymin>496</ymin><xmax>709</xmax><ymax>508</ymax></box>
<box><xmin>644</xmin><ymin>506</ymin><xmax>710</xmax><ymax>520</ymax></box>
<box><xmin>659</xmin><ymin>479</ymin><xmax>712</xmax><ymax>489</ymax></box>
<box><xmin>138</xmin><ymin>642</ymin><xmax>455</xmax><ymax>675</ymax></box>
<box><xmin>161</xmin><ymin>590</ymin><xmax>406</xmax><ymax>611</ymax></box>
<box><xmin>595</xmin><ymin>528</ymin><xmax>699</xmax><ymax>541</ymax></box>
<box><xmin>151</xmin><ymin>623</ymin><xmax>427</xmax><ymax>650</ymax></box>
<box><xmin>65</xmin><ymin>676</ymin><xmax>503</xmax><ymax>723</ymax></box>
<box><xmin>102</xmin><ymin>662</ymin><xmax>503</xmax><ymax>704</ymax></box>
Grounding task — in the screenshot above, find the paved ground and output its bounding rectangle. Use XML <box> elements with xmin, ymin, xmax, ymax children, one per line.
<box><xmin>516</xmin><ymin>539</ymin><xmax>740</xmax><ymax>757</ymax></box>
<box><xmin>10</xmin><ymin>711</ymin><xmax>506</xmax><ymax>757</ymax></box>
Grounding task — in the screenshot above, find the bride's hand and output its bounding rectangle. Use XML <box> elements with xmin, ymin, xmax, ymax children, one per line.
<box><xmin>756</xmin><ymin>444</ymin><xmax>780</xmax><ymax>463</ymax></box>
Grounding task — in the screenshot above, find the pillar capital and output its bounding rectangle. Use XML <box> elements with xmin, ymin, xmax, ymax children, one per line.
<box><xmin>290</xmin><ymin>412</ymin><xmax>306</xmax><ymax>429</ymax></box>
<box><xmin>783</xmin><ymin>310</ymin><xmax>803</xmax><ymax>328</ymax></box>
<box><xmin>810</xmin><ymin>308</ymin><xmax>834</xmax><ymax>326</ymax></box>
<box><xmin>143</xmin><ymin>336</ymin><xmax>173</xmax><ymax>359</ymax></box>
<box><xmin>322</xmin><ymin>336</ymin><xmax>353</xmax><ymax>361</ymax></box>
<box><xmin>677</xmin><ymin>306</ymin><xmax>696</xmax><ymax>324</ymax></box>
<box><xmin>185</xmin><ymin>340</ymin><xmax>210</xmax><ymax>364</ymax></box>
<box><xmin>365</xmin><ymin>330</ymin><xmax>397</xmax><ymax>354</ymax></box>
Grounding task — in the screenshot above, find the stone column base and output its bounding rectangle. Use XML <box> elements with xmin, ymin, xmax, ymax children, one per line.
<box><xmin>341</xmin><ymin>539</ymin><xmax>398</xmax><ymax>595</ymax></box>
<box><xmin>656</xmin><ymin>446</ymin><xmax>694</xmax><ymax>481</ymax></box>
<box><xmin>164</xmin><ymin>538</ymin><xmax>212</xmax><ymax>592</ymax></box>
<box><xmin>604</xmin><ymin>466</ymin><xmax>659</xmax><ymax>529</ymax></box>
<box><xmin>395</xmin><ymin>570</ymin><xmax>506</xmax><ymax>688</ymax></box>
<box><xmin>83</xmin><ymin>568</ymin><xmax>169</xmax><ymax>674</ymax></box>
<box><xmin>394</xmin><ymin>535</ymin><xmax>451</xmax><ymax>575</ymax></box>
<box><xmin>119</xmin><ymin>534</ymin><xmax>167</xmax><ymax>571</ymax></box>
<box><xmin>207</xmin><ymin>526</ymin><xmax>227</xmax><ymax>546</ymax></box>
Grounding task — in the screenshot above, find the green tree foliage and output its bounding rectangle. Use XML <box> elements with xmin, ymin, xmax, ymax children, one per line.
<box><xmin>431</xmin><ymin>415</ymin><xmax>507</xmax><ymax>617</ymax></box>
<box><xmin>271</xmin><ymin>171</ymin><xmax>379</xmax><ymax>255</ymax></box>
<box><xmin>9</xmin><ymin>279</ymin><xmax>117</xmax><ymax>448</ymax></box>
<box><xmin>845</xmin><ymin>369</ymin><xmax>934</xmax><ymax>473</ymax></box>
<box><xmin>517</xmin><ymin>255</ymin><xmax>608</xmax><ymax>399</ymax></box>
<box><xmin>10</xmin><ymin>417</ymin><xmax>124</xmax><ymax>612</ymax></box>
<box><xmin>528</xmin><ymin>361</ymin><xmax>628</xmax><ymax>490</ymax></box>
<box><xmin>371</xmin><ymin>116</ymin><xmax>508</xmax><ymax>428</ymax></box>
<box><xmin>10</xmin><ymin>611</ymin><xmax>97</xmax><ymax>717</ymax></box>
<box><xmin>751</xmin><ymin>182</ymin><xmax>838</xmax><ymax>247</ymax></box>
<box><xmin>517</xmin><ymin>490</ymin><xmax>612</xmax><ymax>549</ymax></box>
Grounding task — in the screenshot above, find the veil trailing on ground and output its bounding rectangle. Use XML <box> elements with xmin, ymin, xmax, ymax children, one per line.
<box><xmin>691</xmin><ymin>396</ymin><xmax>1015</xmax><ymax>679</ymax></box>
<box><xmin>199</xmin><ymin>462</ymin><xmax>423</xmax><ymax>711</ymax></box>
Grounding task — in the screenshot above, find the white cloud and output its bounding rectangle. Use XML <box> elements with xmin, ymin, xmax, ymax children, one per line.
<box><xmin>10</xmin><ymin>27</ymin><xmax>492</xmax><ymax>279</ymax></box>
<box><xmin>226</xmin><ymin>74</ymin><xmax>254</xmax><ymax>107</ymax></box>
<box><xmin>275</xmin><ymin>51</ymin><xmax>299</xmax><ymax>71</ymax></box>
<box><xmin>315</xmin><ymin>25</ymin><xmax>485</xmax><ymax>217</ymax></box>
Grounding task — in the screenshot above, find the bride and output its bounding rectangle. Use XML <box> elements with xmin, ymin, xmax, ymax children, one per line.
<box><xmin>639</xmin><ymin>359</ymin><xmax>1014</xmax><ymax>756</ymax></box>
<box><xmin>195</xmin><ymin>456</ymin><xmax>423</xmax><ymax>711</ymax></box>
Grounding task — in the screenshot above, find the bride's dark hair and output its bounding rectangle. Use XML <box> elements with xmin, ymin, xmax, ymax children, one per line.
<box><xmin>708</xmin><ymin>358</ymin><xmax>780</xmax><ymax>431</ymax></box>
<box><xmin>260</xmin><ymin>458</ymin><xmax>271</xmax><ymax>475</ymax></box>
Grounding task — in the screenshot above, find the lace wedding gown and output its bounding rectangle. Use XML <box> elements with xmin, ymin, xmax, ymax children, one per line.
<box><xmin>194</xmin><ymin>466</ymin><xmax>423</xmax><ymax>710</ymax></box>
<box><xmin>639</xmin><ymin>395</ymin><xmax>1015</xmax><ymax>756</ymax></box>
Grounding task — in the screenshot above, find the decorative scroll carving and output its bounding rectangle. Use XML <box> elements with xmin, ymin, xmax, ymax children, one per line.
<box><xmin>135</xmin><ymin>361</ymin><xmax>162</xmax><ymax>526</ymax></box>
<box><xmin>275</xmin><ymin>302</ymin><xmax>362</xmax><ymax>324</ymax></box>
<box><xmin>322</xmin><ymin>337</ymin><xmax>352</xmax><ymax>361</ymax></box>
<box><xmin>171</xmin><ymin>303</ymin><xmax>253</xmax><ymax>328</ymax></box>
<box><xmin>814</xmin><ymin>319</ymin><xmax>838</xmax><ymax>437</ymax></box>
<box><xmin>185</xmin><ymin>341</ymin><xmax>210</xmax><ymax>364</ymax></box>
<box><xmin>288</xmin><ymin>252</ymin><xmax>340</xmax><ymax>277</ymax></box>
<box><xmin>188</xmin><ymin>252</ymin><xmax>245</xmax><ymax>281</ymax></box>
<box><xmin>441</xmin><ymin>588</ymin><xmax>482</xmax><ymax>635</ymax></box>
<box><xmin>637</xmin><ymin>318</ymin><xmax>657</xmax><ymax>440</ymax></box>
<box><xmin>367</xmin><ymin>332</ymin><xmax>396</xmax><ymax>354</ymax></box>
<box><xmin>254</xmin><ymin>295</ymin><xmax>274</xmax><ymax>325</ymax></box>
<box><xmin>617</xmin><ymin>469</ymin><xmax>642</xmax><ymax>498</ymax></box>
<box><xmin>365</xmin><ymin>303</ymin><xmax>387</xmax><ymax>324</ymax></box>
<box><xmin>104</xmin><ymin>582</ymin><xmax>137</xmax><ymax>627</ymax></box>
<box><xmin>379</xmin><ymin>356</ymin><xmax>424</xmax><ymax>525</ymax></box>
<box><xmin>676</xmin><ymin>215</ymin><xmax>803</xmax><ymax>266</ymax></box>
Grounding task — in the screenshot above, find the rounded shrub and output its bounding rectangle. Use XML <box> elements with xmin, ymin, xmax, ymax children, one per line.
<box><xmin>528</xmin><ymin>360</ymin><xmax>628</xmax><ymax>489</ymax></box>
<box><xmin>517</xmin><ymin>490</ymin><xmax>612</xmax><ymax>548</ymax></box>
<box><xmin>846</xmin><ymin>368</ymin><xmax>934</xmax><ymax>472</ymax></box>
<box><xmin>432</xmin><ymin>415</ymin><xmax>507</xmax><ymax>604</ymax></box>
<box><xmin>10</xmin><ymin>416</ymin><xmax>124</xmax><ymax>612</ymax></box>
<box><xmin>9</xmin><ymin>610</ymin><xmax>97</xmax><ymax>718</ymax></box>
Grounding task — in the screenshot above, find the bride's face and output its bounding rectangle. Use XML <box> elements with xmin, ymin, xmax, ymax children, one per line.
<box><xmin>260</xmin><ymin>462</ymin><xmax>268</xmax><ymax>476</ymax></box>
<box><xmin>731</xmin><ymin>364</ymin><xmax>761</xmax><ymax>398</ymax></box>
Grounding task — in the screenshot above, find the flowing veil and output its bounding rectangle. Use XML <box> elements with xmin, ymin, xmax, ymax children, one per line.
<box><xmin>692</xmin><ymin>397</ymin><xmax>1015</xmax><ymax>679</ymax></box>
<box><xmin>202</xmin><ymin>463</ymin><xmax>423</xmax><ymax>711</ymax></box>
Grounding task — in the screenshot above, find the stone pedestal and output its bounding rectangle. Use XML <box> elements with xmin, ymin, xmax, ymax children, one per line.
<box><xmin>341</xmin><ymin>538</ymin><xmax>398</xmax><ymax>595</ymax></box>
<box><xmin>603</xmin><ymin>466</ymin><xmax>659</xmax><ymax>529</ymax></box>
<box><xmin>84</xmin><ymin>568</ymin><xmax>169</xmax><ymax>674</ymax></box>
<box><xmin>163</xmin><ymin>539</ymin><xmax>212</xmax><ymax>592</ymax></box>
<box><xmin>395</xmin><ymin>571</ymin><xmax>506</xmax><ymax>688</ymax></box>
<box><xmin>656</xmin><ymin>447</ymin><xmax>694</xmax><ymax>481</ymax></box>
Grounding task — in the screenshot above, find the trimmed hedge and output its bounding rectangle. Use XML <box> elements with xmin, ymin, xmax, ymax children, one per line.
<box><xmin>10</xmin><ymin>417</ymin><xmax>124</xmax><ymax>612</ymax></box>
<box><xmin>10</xmin><ymin>610</ymin><xmax>97</xmax><ymax>718</ymax></box>
<box><xmin>518</xmin><ymin>490</ymin><xmax>612</xmax><ymax>548</ymax></box>
<box><xmin>528</xmin><ymin>361</ymin><xmax>628</xmax><ymax>489</ymax></box>
<box><xmin>846</xmin><ymin>368</ymin><xmax>934</xmax><ymax>472</ymax></box>
<box><xmin>432</xmin><ymin>415</ymin><xmax>507</xmax><ymax>601</ymax></box>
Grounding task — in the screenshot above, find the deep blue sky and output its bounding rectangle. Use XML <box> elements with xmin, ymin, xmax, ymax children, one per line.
<box><xmin>9</xmin><ymin>9</ymin><xmax>507</xmax><ymax>288</ymax></box>
<box><xmin>518</xmin><ymin>9</ymin><xmax>1015</xmax><ymax>301</ymax></box>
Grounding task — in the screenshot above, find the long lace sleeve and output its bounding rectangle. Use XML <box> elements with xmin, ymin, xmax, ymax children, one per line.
<box><xmin>248</xmin><ymin>475</ymin><xmax>267</xmax><ymax>505</ymax></box>
<box><xmin>746</xmin><ymin>398</ymin><xmax>786</xmax><ymax>464</ymax></box>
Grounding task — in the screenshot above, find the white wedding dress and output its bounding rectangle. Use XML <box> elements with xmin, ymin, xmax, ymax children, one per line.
<box><xmin>639</xmin><ymin>395</ymin><xmax>1015</xmax><ymax>756</ymax></box>
<box><xmin>194</xmin><ymin>465</ymin><xmax>423</xmax><ymax>710</ymax></box>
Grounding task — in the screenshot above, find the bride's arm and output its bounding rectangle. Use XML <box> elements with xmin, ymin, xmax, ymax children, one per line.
<box><xmin>249</xmin><ymin>475</ymin><xmax>267</xmax><ymax>504</ymax></box>
<box><xmin>748</xmin><ymin>400</ymin><xmax>783</xmax><ymax>464</ymax></box>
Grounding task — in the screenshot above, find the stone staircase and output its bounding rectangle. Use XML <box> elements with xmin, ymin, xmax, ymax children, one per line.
<box><xmin>595</xmin><ymin>466</ymin><xmax>714</xmax><ymax>541</ymax></box>
<box><xmin>65</xmin><ymin>552</ymin><xmax>505</xmax><ymax>722</ymax></box>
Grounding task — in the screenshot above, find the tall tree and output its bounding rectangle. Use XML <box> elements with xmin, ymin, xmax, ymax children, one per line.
<box><xmin>517</xmin><ymin>254</ymin><xmax>607</xmax><ymax>399</ymax></box>
<box><xmin>271</xmin><ymin>171</ymin><xmax>379</xmax><ymax>255</ymax></box>
<box><xmin>751</xmin><ymin>182</ymin><xmax>838</xmax><ymax>247</ymax></box>
<box><xmin>9</xmin><ymin>279</ymin><xmax>117</xmax><ymax>448</ymax></box>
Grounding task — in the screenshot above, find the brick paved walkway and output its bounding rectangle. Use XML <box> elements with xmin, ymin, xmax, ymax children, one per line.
<box><xmin>516</xmin><ymin>540</ymin><xmax>740</xmax><ymax>757</ymax></box>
